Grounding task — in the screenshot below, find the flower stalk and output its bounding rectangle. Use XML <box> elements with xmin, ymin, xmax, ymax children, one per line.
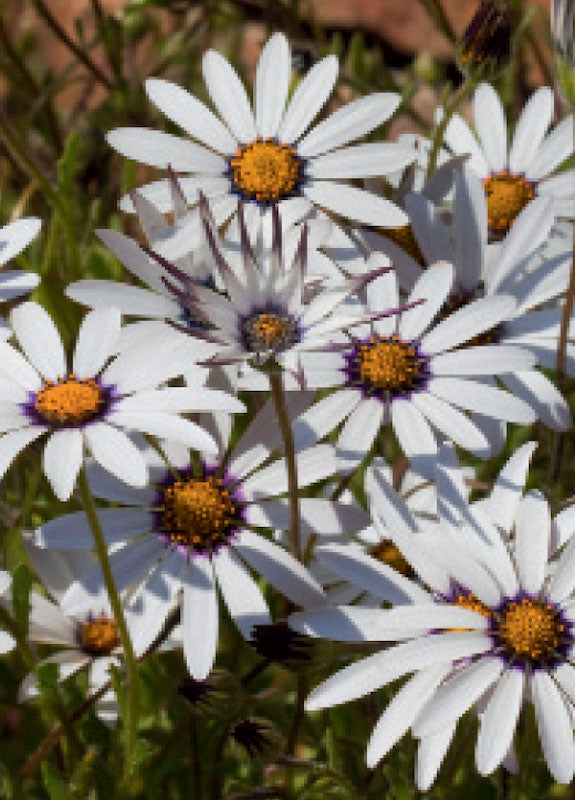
<box><xmin>77</xmin><ymin>468</ymin><xmax>139</xmax><ymax>777</ymax></box>
<box><xmin>269</xmin><ymin>369</ymin><xmax>301</xmax><ymax>562</ymax></box>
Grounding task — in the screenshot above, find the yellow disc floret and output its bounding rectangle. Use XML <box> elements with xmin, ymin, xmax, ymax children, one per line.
<box><xmin>35</xmin><ymin>374</ymin><xmax>104</xmax><ymax>426</ymax></box>
<box><xmin>483</xmin><ymin>171</ymin><xmax>535</xmax><ymax>234</ymax></box>
<box><xmin>161</xmin><ymin>476</ymin><xmax>236</xmax><ymax>552</ymax></box>
<box><xmin>359</xmin><ymin>335</ymin><xmax>422</xmax><ymax>392</ymax></box>
<box><xmin>230</xmin><ymin>138</ymin><xmax>301</xmax><ymax>203</ymax></box>
<box><xmin>498</xmin><ymin>598</ymin><xmax>563</xmax><ymax>661</ymax></box>
<box><xmin>79</xmin><ymin>615</ymin><xmax>120</xmax><ymax>656</ymax></box>
<box><xmin>242</xmin><ymin>312</ymin><xmax>299</xmax><ymax>353</ymax></box>
<box><xmin>451</xmin><ymin>591</ymin><xmax>492</xmax><ymax>630</ymax></box>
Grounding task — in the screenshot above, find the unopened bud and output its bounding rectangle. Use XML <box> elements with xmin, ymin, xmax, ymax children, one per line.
<box><xmin>458</xmin><ymin>1</ymin><xmax>512</xmax><ymax>78</ymax></box>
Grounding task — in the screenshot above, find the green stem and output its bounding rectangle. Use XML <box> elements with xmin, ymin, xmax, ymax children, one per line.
<box><xmin>77</xmin><ymin>468</ymin><xmax>139</xmax><ymax>778</ymax></box>
<box><xmin>0</xmin><ymin>604</ymin><xmax>36</xmax><ymax>669</ymax></box>
<box><xmin>269</xmin><ymin>370</ymin><xmax>301</xmax><ymax>562</ymax></box>
<box><xmin>426</xmin><ymin>76</ymin><xmax>476</xmax><ymax>180</ymax></box>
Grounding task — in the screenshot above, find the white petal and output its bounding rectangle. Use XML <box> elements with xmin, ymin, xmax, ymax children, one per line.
<box><xmin>476</xmin><ymin>669</ymin><xmax>523</xmax><ymax>776</ymax></box>
<box><xmin>145</xmin><ymin>78</ymin><xmax>237</xmax><ymax>154</ymax></box>
<box><xmin>442</xmin><ymin>111</ymin><xmax>488</xmax><ymax>175</ymax></box>
<box><xmin>202</xmin><ymin>49</ymin><xmax>256</xmax><ymax>143</ymax></box>
<box><xmin>83</xmin><ymin>422</ymin><xmax>148</xmax><ymax>487</ymax></box>
<box><xmin>404</xmin><ymin>193</ymin><xmax>451</xmax><ymax>267</ymax></box>
<box><xmin>298</xmin><ymin>94</ymin><xmax>400</xmax><ymax>158</ymax></box>
<box><xmin>108</xmin><ymin>411</ymin><xmax>217</xmax><ymax>454</ymax></box>
<box><xmin>0</xmin><ymin>426</ymin><xmax>45</xmax><ymax>480</ymax></box>
<box><xmin>414</xmin><ymin>658</ymin><xmax>503</xmax><ymax>739</ymax></box>
<box><xmin>547</xmin><ymin>532</ymin><xmax>575</xmax><ymax>603</ymax></box>
<box><xmin>315</xmin><ymin>543</ymin><xmax>429</xmax><ymax>605</ymax></box>
<box><xmin>500</xmin><ymin>371</ymin><xmax>571</xmax><ymax>432</ymax></box>
<box><xmin>509</xmin><ymin>88</ymin><xmax>553</xmax><ymax>173</ymax></box>
<box><xmin>95</xmin><ymin>228</ymin><xmax>167</xmax><ymax>291</ymax></box>
<box><xmin>420</xmin><ymin>295</ymin><xmax>516</xmax><ymax>355</ymax></box>
<box><xmin>486</xmin><ymin>441</ymin><xmax>536</xmax><ymax>535</ymax></box>
<box><xmin>42</xmin><ymin>429</ymin><xmax>83</xmax><ymax>501</ymax></box>
<box><xmin>308</xmin><ymin>143</ymin><xmax>415</xmax><ymax>180</ymax></box>
<box><xmin>399</xmin><ymin>261</ymin><xmax>453</xmax><ymax>341</ymax></box>
<box><xmin>292</xmin><ymin>389</ymin><xmax>360</xmax><ymax>452</ymax></box>
<box><xmin>35</xmin><ymin>507</ymin><xmax>153</xmax><ymax>549</ymax></box>
<box><xmin>213</xmin><ymin>547</ymin><xmax>270</xmax><ymax>638</ymax></box>
<box><xmin>527</xmin><ymin>114</ymin><xmax>574</xmax><ymax>181</ymax></box>
<box><xmin>305</xmin><ymin>632</ymin><xmax>492</xmax><ymax>711</ymax></box>
<box><xmin>337</xmin><ymin>398</ymin><xmax>384</xmax><ymax>468</ymax></box>
<box><xmin>73</xmin><ymin>307</ymin><xmax>121</xmax><ymax>378</ymax></box>
<box><xmin>247</xmin><ymin>497</ymin><xmax>368</xmax><ymax>536</ymax></box>
<box><xmin>10</xmin><ymin>302</ymin><xmax>66</xmax><ymax>381</ymax></box>
<box><xmin>255</xmin><ymin>33</ymin><xmax>290</xmax><ymax>139</ymax></box>
<box><xmin>391</xmin><ymin>400</ymin><xmax>438</xmax><ymax>478</ymax></box>
<box><xmin>0</xmin><ymin>217</ymin><xmax>41</xmax><ymax>266</ymax></box>
<box><xmin>233</xmin><ymin>530</ymin><xmax>325</xmax><ymax>608</ymax></box>
<box><xmin>367</xmin><ymin>268</ymin><xmax>399</xmax><ymax>337</ymax></box>
<box><xmin>304</xmin><ymin>182</ymin><xmax>407</xmax><ymax>227</ymax></box>
<box><xmin>428</xmin><ymin>377</ymin><xmax>536</xmax><ymax>424</ymax></box>
<box><xmin>0</xmin><ymin>342</ymin><xmax>41</xmax><ymax>391</ymax></box>
<box><xmin>0</xmin><ymin>270</ymin><xmax>39</xmax><ymax>302</ymax></box>
<box><xmin>453</xmin><ymin>169</ymin><xmax>487</xmax><ymax>293</ymax></box>
<box><xmin>431</xmin><ymin>345</ymin><xmax>534</xmax><ymax>376</ymax></box>
<box><xmin>514</xmin><ymin>491</ymin><xmax>550</xmax><ymax>594</ymax></box>
<box><xmin>107</xmin><ymin>128</ymin><xmax>225</xmax><ymax>172</ymax></box>
<box><xmin>531</xmin><ymin>670</ymin><xmax>575</xmax><ymax>784</ymax></box>
<box><xmin>410</xmin><ymin>392</ymin><xmax>488</xmax><ymax>452</ymax></box>
<box><xmin>367</xmin><ymin>665</ymin><xmax>450</xmax><ymax>768</ymax></box>
<box><xmin>127</xmin><ymin>550</ymin><xmax>183</xmax><ymax>657</ymax></box>
<box><xmin>241</xmin><ymin>444</ymin><xmax>337</xmax><ymax>499</ymax></box>
<box><xmin>0</xmin><ymin>631</ymin><xmax>15</xmax><ymax>653</ymax></box>
<box><xmin>474</xmin><ymin>83</ymin><xmax>507</xmax><ymax>173</ymax></box>
<box><xmin>67</xmin><ymin>280</ymin><xmax>179</xmax><ymax>319</ymax></box>
<box><xmin>436</xmin><ymin>441</ymin><xmax>467</xmax><ymax>532</ymax></box>
<box><xmin>181</xmin><ymin>557</ymin><xmax>218</xmax><ymax>680</ymax></box>
<box><xmin>279</xmin><ymin>55</ymin><xmax>338</xmax><ymax>144</ymax></box>
<box><xmin>416</xmin><ymin>725</ymin><xmax>456</xmax><ymax>791</ymax></box>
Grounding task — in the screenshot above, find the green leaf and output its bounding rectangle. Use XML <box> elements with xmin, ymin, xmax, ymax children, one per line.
<box><xmin>11</xmin><ymin>563</ymin><xmax>32</xmax><ymax>636</ymax></box>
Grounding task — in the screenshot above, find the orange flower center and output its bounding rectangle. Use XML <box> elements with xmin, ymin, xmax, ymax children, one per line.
<box><xmin>498</xmin><ymin>598</ymin><xmax>563</xmax><ymax>661</ymax></box>
<box><xmin>359</xmin><ymin>336</ymin><xmax>422</xmax><ymax>392</ymax></box>
<box><xmin>230</xmin><ymin>139</ymin><xmax>301</xmax><ymax>203</ymax></box>
<box><xmin>242</xmin><ymin>312</ymin><xmax>298</xmax><ymax>353</ymax></box>
<box><xmin>35</xmin><ymin>375</ymin><xmax>104</xmax><ymax>426</ymax></box>
<box><xmin>160</xmin><ymin>477</ymin><xmax>237</xmax><ymax>552</ymax></box>
<box><xmin>483</xmin><ymin>171</ymin><xmax>535</xmax><ymax>234</ymax></box>
<box><xmin>79</xmin><ymin>615</ymin><xmax>119</xmax><ymax>656</ymax></box>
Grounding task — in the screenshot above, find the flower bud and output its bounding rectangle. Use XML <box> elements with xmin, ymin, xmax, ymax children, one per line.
<box><xmin>458</xmin><ymin>1</ymin><xmax>512</xmax><ymax>78</ymax></box>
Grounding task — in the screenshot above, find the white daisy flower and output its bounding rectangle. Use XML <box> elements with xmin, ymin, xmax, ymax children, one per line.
<box><xmin>440</xmin><ymin>82</ymin><xmax>574</xmax><ymax>234</ymax></box>
<box><xmin>20</xmin><ymin>545</ymin><xmax>123</xmax><ymax>723</ymax></box>
<box><xmin>292</xmin><ymin>257</ymin><xmax>536</xmax><ymax>476</ymax></box>
<box><xmin>290</xmin><ymin>442</ymin><xmax>575</xmax><ymax>788</ymax></box>
<box><xmin>107</xmin><ymin>32</ymin><xmax>415</xmax><ymax>260</ymax></box>
<box><xmin>157</xmin><ymin>196</ymin><xmax>404</xmax><ymax>386</ymax></box>
<box><xmin>360</xmin><ymin>168</ymin><xmax>573</xmax><ymax>437</ymax></box>
<box><xmin>0</xmin><ymin>217</ymin><xmax>41</xmax><ymax>337</ymax></box>
<box><xmin>33</xmin><ymin>399</ymin><xmax>368</xmax><ymax>680</ymax></box>
<box><xmin>0</xmin><ymin>302</ymin><xmax>245</xmax><ymax>500</ymax></box>
<box><xmin>0</xmin><ymin>570</ymin><xmax>15</xmax><ymax>654</ymax></box>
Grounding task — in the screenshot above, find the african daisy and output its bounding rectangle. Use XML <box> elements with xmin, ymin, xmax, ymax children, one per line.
<box><xmin>0</xmin><ymin>302</ymin><xmax>244</xmax><ymax>500</ymax></box>
<box><xmin>33</xmin><ymin>400</ymin><xmax>368</xmax><ymax>680</ymax></box>
<box><xmin>107</xmin><ymin>32</ymin><xmax>414</xmax><ymax>260</ymax></box>
<box><xmin>290</xmin><ymin>442</ymin><xmax>575</xmax><ymax>787</ymax></box>
<box><xmin>0</xmin><ymin>216</ymin><xmax>41</xmax><ymax>337</ymax></box>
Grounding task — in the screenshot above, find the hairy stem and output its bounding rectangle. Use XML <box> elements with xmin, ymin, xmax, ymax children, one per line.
<box><xmin>269</xmin><ymin>370</ymin><xmax>301</xmax><ymax>561</ymax></box>
<box><xmin>78</xmin><ymin>468</ymin><xmax>139</xmax><ymax>778</ymax></box>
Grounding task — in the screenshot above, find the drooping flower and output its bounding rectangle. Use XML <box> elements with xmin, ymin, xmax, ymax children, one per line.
<box><xmin>290</xmin><ymin>442</ymin><xmax>575</xmax><ymax>788</ymax></box>
<box><xmin>0</xmin><ymin>302</ymin><xmax>244</xmax><ymax>500</ymax></box>
<box><xmin>33</xmin><ymin>402</ymin><xmax>368</xmax><ymax>680</ymax></box>
<box><xmin>107</xmin><ymin>33</ymin><xmax>415</xmax><ymax>260</ymax></box>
